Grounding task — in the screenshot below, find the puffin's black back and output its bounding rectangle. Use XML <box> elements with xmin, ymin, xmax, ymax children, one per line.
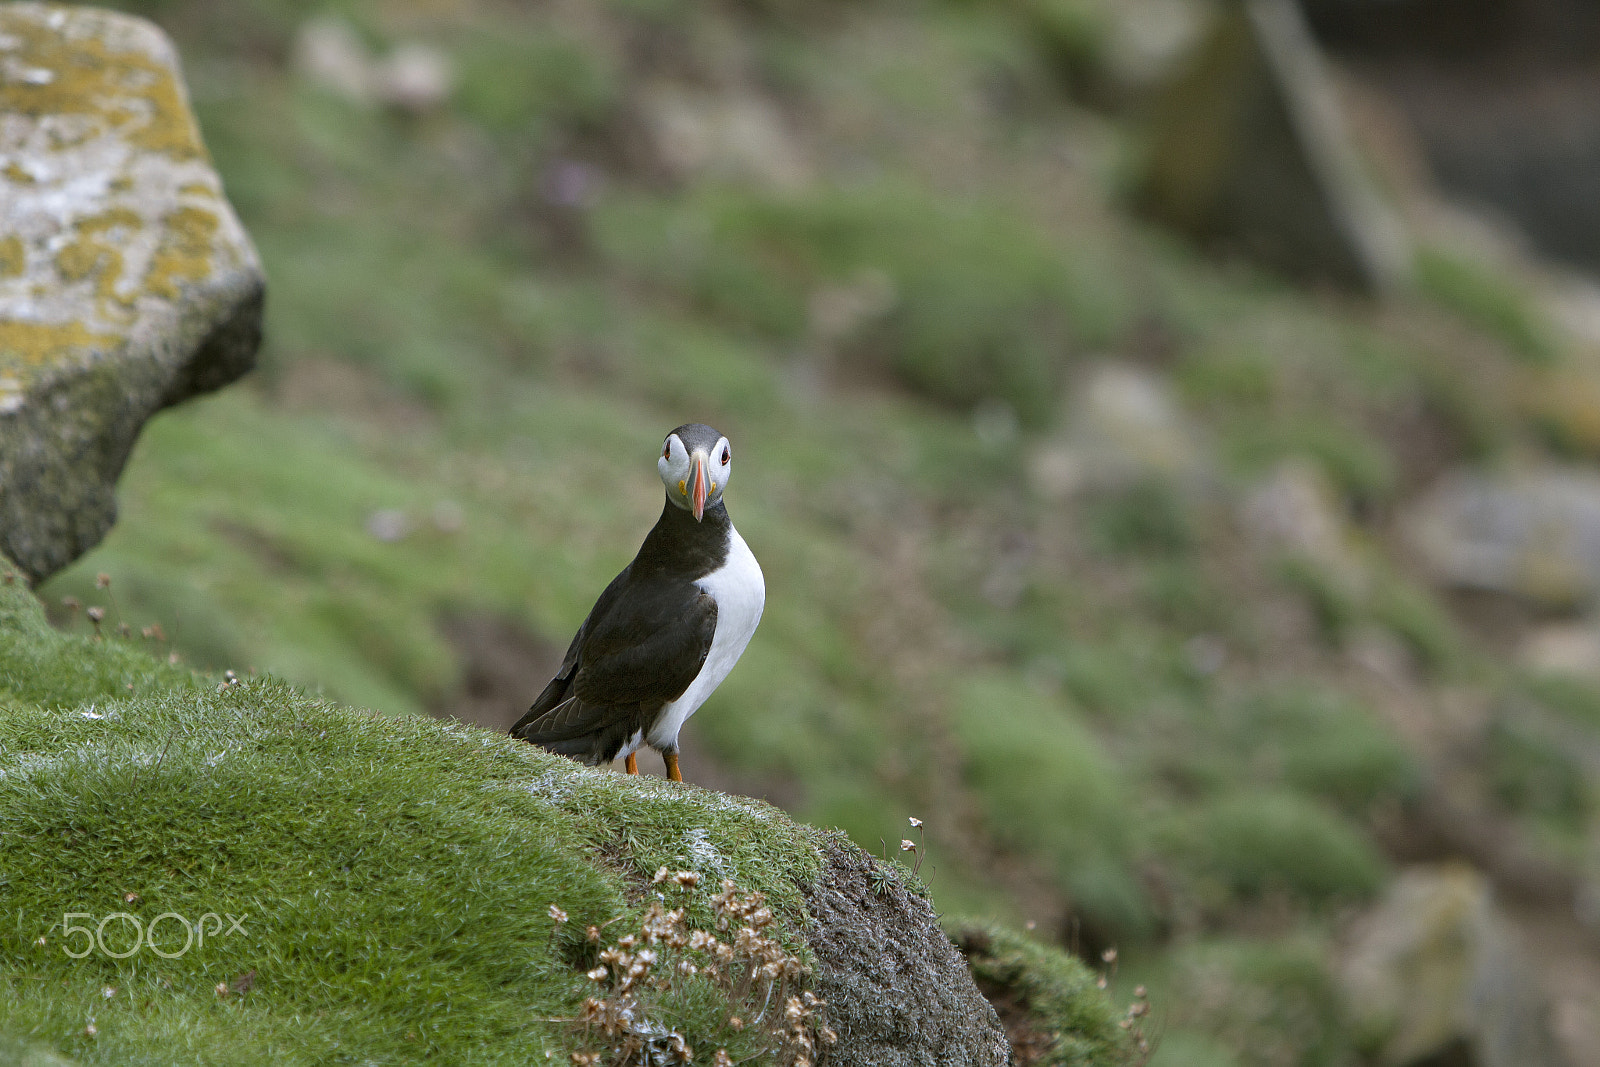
<box><xmin>509</xmin><ymin>498</ymin><xmax>729</xmax><ymax>764</ymax></box>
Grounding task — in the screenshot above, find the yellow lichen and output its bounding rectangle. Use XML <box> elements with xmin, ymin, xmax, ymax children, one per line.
<box><xmin>178</xmin><ymin>181</ymin><xmax>217</xmax><ymax>198</ymax></box>
<box><xmin>0</xmin><ymin>238</ymin><xmax>24</xmax><ymax>279</ymax></box>
<box><xmin>0</xmin><ymin>320</ymin><xmax>119</xmax><ymax>370</ymax></box>
<box><xmin>54</xmin><ymin>234</ymin><xmax>129</xmax><ymax>308</ymax></box>
<box><xmin>2</xmin><ymin>162</ymin><xmax>34</xmax><ymax>185</ymax></box>
<box><xmin>0</xmin><ymin>9</ymin><xmax>207</xmax><ymax>163</ymax></box>
<box><xmin>143</xmin><ymin>206</ymin><xmax>218</xmax><ymax>299</ymax></box>
<box><xmin>78</xmin><ymin>207</ymin><xmax>143</xmax><ymax>234</ymax></box>
<box><xmin>52</xmin><ymin>209</ymin><xmax>148</xmax><ymax>312</ymax></box>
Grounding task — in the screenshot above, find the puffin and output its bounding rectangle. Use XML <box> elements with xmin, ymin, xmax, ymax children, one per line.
<box><xmin>510</xmin><ymin>423</ymin><xmax>764</xmax><ymax>782</ymax></box>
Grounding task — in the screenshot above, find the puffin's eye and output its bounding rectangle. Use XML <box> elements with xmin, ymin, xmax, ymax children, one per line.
<box><xmin>721</xmin><ymin>448</ymin><xmax>730</xmax><ymax>465</ymax></box>
<box><xmin>663</xmin><ymin>442</ymin><xmax>672</xmax><ymax>460</ymax></box>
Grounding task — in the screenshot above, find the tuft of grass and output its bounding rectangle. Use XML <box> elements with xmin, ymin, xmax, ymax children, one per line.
<box><xmin>1485</xmin><ymin>713</ymin><xmax>1589</xmax><ymax>835</ymax></box>
<box><xmin>1274</xmin><ymin>556</ymin><xmax>1359</xmax><ymax>645</ymax></box>
<box><xmin>1223</xmin><ymin>688</ymin><xmax>1420</xmax><ymax>817</ymax></box>
<box><xmin>1415</xmin><ymin>247</ymin><xmax>1559</xmax><ymax>365</ymax></box>
<box><xmin>0</xmin><ymin>561</ymin><xmax>831</xmax><ymax>1064</ymax></box>
<box><xmin>951</xmin><ymin>674</ymin><xmax>1150</xmax><ymax>941</ymax></box>
<box><xmin>1158</xmin><ymin>936</ymin><xmax>1354</xmax><ymax>1067</ymax></box>
<box><xmin>1177</xmin><ymin>791</ymin><xmax>1387</xmax><ymax>906</ymax></box>
<box><xmin>952</xmin><ymin>918</ymin><xmax>1140</xmax><ymax>1067</ymax></box>
<box><xmin>1223</xmin><ymin>416</ymin><xmax>1397</xmax><ymax>509</ymax></box>
<box><xmin>453</xmin><ymin>24</ymin><xmax>620</xmax><ymax>139</ymax></box>
<box><xmin>1083</xmin><ymin>480</ymin><xmax>1194</xmax><ymax>559</ymax></box>
<box><xmin>1367</xmin><ymin>579</ymin><xmax>1462</xmax><ymax>674</ymax></box>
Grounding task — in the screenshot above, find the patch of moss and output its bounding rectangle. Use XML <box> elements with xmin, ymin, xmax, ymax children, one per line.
<box><xmin>953</xmin><ymin>919</ymin><xmax>1137</xmax><ymax>1067</ymax></box>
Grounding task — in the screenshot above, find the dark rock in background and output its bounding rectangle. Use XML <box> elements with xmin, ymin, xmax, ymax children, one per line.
<box><xmin>1303</xmin><ymin>0</ymin><xmax>1600</xmax><ymax>275</ymax></box>
<box><xmin>1140</xmin><ymin>0</ymin><xmax>1410</xmax><ymax>292</ymax></box>
<box><xmin>0</xmin><ymin>4</ymin><xmax>263</xmax><ymax>583</ymax></box>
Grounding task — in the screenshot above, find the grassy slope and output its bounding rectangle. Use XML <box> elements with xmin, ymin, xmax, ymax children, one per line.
<box><xmin>28</xmin><ymin>0</ymin><xmax>1600</xmax><ymax>1063</ymax></box>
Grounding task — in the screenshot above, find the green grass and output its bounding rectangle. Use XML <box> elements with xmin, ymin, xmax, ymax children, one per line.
<box><xmin>951</xmin><ymin>674</ymin><xmax>1150</xmax><ymax>941</ymax></box>
<box><xmin>1220</xmin><ymin>689</ymin><xmax>1419</xmax><ymax>817</ymax></box>
<box><xmin>593</xmin><ymin>181</ymin><xmax>1128</xmax><ymax>426</ymax></box>
<box><xmin>1177</xmin><ymin>791</ymin><xmax>1386</xmax><ymax>906</ymax></box>
<box><xmin>1415</xmin><ymin>246</ymin><xmax>1559</xmax><ymax>365</ymax></box>
<box><xmin>0</xmin><ymin>560</ymin><xmax>838</xmax><ymax>1064</ymax></box>
<box><xmin>1154</xmin><ymin>936</ymin><xmax>1353</xmax><ymax>1067</ymax></box>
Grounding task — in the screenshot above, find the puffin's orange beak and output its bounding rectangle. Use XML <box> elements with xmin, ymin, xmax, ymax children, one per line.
<box><xmin>691</xmin><ymin>453</ymin><xmax>707</xmax><ymax>522</ymax></box>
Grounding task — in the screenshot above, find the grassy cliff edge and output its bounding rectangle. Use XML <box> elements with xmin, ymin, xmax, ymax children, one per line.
<box><xmin>0</xmin><ymin>557</ymin><xmax>1127</xmax><ymax>1064</ymax></box>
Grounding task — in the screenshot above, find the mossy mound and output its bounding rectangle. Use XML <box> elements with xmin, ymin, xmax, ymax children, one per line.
<box><xmin>952</xmin><ymin>920</ymin><xmax>1138</xmax><ymax>1067</ymax></box>
<box><xmin>0</xmin><ymin>561</ymin><xmax>822</xmax><ymax>1063</ymax></box>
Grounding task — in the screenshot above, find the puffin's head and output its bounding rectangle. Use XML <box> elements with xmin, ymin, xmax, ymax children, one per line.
<box><xmin>659</xmin><ymin>423</ymin><xmax>732</xmax><ymax>522</ymax></box>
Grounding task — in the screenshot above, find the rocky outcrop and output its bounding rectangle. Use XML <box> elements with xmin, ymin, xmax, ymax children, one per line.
<box><xmin>1340</xmin><ymin>865</ymin><xmax>1568</xmax><ymax>1067</ymax></box>
<box><xmin>1139</xmin><ymin>0</ymin><xmax>1409</xmax><ymax>291</ymax></box>
<box><xmin>0</xmin><ymin>4</ymin><xmax>263</xmax><ymax>583</ymax></box>
<box><xmin>802</xmin><ymin>840</ymin><xmax>1011</xmax><ymax>1066</ymax></box>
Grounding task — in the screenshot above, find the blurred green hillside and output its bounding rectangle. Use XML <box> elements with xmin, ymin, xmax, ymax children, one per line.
<box><xmin>39</xmin><ymin>0</ymin><xmax>1600</xmax><ymax>1062</ymax></box>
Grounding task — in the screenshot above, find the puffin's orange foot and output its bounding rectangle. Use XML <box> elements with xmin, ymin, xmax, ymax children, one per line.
<box><xmin>625</xmin><ymin>752</ymin><xmax>638</xmax><ymax>775</ymax></box>
<box><xmin>664</xmin><ymin>751</ymin><xmax>682</xmax><ymax>783</ymax></box>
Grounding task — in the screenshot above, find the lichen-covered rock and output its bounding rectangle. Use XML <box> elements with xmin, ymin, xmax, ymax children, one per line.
<box><xmin>803</xmin><ymin>840</ymin><xmax>1011</xmax><ymax>1066</ymax></box>
<box><xmin>1405</xmin><ymin>467</ymin><xmax>1600</xmax><ymax>609</ymax></box>
<box><xmin>1339</xmin><ymin>865</ymin><xmax>1566</xmax><ymax>1067</ymax></box>
<box><xmin>0</xmin><ymin>3</ymin><xmax>263</xmax><ymax>583</ymax></box>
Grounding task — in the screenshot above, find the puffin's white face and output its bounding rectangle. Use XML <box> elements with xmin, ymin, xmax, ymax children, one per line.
<box><xmin>659</xmin><ymin>429</ymin><xmax>732</xmax><ymax>522</ymax></box>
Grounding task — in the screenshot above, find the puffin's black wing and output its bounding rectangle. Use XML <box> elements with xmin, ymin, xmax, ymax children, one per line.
<box><xmin>510</xmin><ymin>576</ymin><xmax>717</xmax><ymax>751</ymax></box>
<box><xmin>510</xmin><ymin>567</ymin><xmax>631</xmax><ymax>739</ymax></box>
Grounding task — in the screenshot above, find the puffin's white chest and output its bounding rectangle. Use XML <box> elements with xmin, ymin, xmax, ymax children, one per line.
<box><xmin>647</xmin><ymin>526</ymin><xmax>764</xmax><ymax>749</ymax></box>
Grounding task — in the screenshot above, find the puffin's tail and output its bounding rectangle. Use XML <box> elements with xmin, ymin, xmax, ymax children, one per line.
<box><xmin>510</xmin><ymin>696</ymin><xmax>621</xmax><ymax>766</ymax></box>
